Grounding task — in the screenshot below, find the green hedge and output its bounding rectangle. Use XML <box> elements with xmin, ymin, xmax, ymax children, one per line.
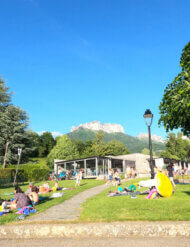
<box><xmin>0</xmin><ymin>165</ymin><xmax>50</xmax><ymax>184</ymax></box>
<box><xmin>22</xmin><ymin>167</ymin><xmax>50</xmax><ymax>182</ymax></box>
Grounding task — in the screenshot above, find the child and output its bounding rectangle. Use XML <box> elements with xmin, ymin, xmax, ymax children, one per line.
<box><xmin>75</xmin><ymin>172</ymin><xmax>81</xmax><ymax>187</ymax></box>
<box><xmin>106</xmin><ymin>168</ymin><xmax>113</xmax><ymax>185</ymax></box>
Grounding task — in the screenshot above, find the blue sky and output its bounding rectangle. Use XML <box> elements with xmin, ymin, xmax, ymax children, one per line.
<box><xmin>0</xmin><ymin>0</ymin><xmax>189</xmax><ymax>139</ymax></box>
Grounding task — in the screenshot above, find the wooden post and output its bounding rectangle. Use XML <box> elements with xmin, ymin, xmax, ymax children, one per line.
<box><xmin>96</xmin><ymin>158</ymin><xmax>98</xmax><ymax>176</ymax></box>
<box><xmin>3</xmin><ymin>141</ymin><xmax>9</xmax><ymax>169</ymax></box>
<box><xmin>84</xmin><ymin>159</ymin><xmax>86</xmax><ymax>177</ymax></box>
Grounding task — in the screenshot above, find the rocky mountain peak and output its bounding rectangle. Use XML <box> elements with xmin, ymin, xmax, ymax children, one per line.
<box><xmin>71</xmin><ymin>121</ymin><xmax>125</xmax><ymax>134</ymax></box>
<box><xmin>137</xmin><ymin>133</ymin><xmax>165</xmax><ymax>143</ymax></box>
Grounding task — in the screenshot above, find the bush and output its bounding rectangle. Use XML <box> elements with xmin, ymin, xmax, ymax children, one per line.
<box><xmin>0</xmin><ymin>168</ymin><xmax>15</xmax><ymax>179</ymax></box>
<box><xmin>0</xmin><ymin>165</ymin><xmax>50</xmax><ymax>183</ymax></box>
<box><xmin>21</xmin><ymin>166</ymin><xmax>49</xmax><ymax>181</ymax></box>
<box><xmin>0</xmin><ymin>168</ymin><xmax>16</xmax><ymax>187</ymax></box>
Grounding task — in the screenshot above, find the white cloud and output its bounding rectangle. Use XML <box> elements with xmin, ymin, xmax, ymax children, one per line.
<box><xmin>37</xmin><ymin>131</ymin><xmax>62</xmax><ymax>137</ymax></box>
<box><xmin>51</xmin><ymin>131</ymin><xmax>62</xmax><ymax>137</ymax></box>
<box><xmin>37</xmin><ymin>131</ymin><xmax>45</xmax><ymax>136</ymax></box>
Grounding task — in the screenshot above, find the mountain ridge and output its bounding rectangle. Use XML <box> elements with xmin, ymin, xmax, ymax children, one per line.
<box><xmin>67</xmin><ymin>128</ymin><xmax>165</xmax><ymax>154</ymax></box>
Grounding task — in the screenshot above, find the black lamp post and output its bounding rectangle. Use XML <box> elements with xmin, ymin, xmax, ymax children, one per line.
<box><xmin>143</xmin><ymin>109</ymin><xmax>154</xmax><ymax>179</ymax></box>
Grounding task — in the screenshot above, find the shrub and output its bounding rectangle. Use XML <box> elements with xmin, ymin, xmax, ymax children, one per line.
<box><xmin>22</xmin><ymin>166</ymin><xmax>49</xmax><ymax>181</ymax></box>
<box><xmin>0</xmin><ymin>165</ymin><xmax>50</xmax><ymax>183</ymax></box>
<box><xmin>0</xmin><ymin>168</ymin><xmax>15</xmax><ymax>179</ymax></box>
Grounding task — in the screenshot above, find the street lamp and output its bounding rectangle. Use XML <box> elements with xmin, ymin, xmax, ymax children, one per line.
<box><xmin>13</xmin><ymin>147</ymin><xmax>22</xmax><ymax>186</ymax></box>
<box><xmin>143</xmin><ymin>109</ymin><xmax>154</xmax><ymax>179</ymax></box>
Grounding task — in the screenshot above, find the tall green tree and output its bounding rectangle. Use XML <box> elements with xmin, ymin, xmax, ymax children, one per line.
<box><xmin>25</xmin><ymin>131</ymin><xmax>40</xmax><ymax>157</ymax></box>
<box><xmin>0</xmin><ymin>76</ymin><xmax>11</xmax><ymax>105</ymax></box>
<box><xmin>159</xmin><ymin>42</ymin><xmax>190</xmax><ymax>136</ymax></box>
<box><xmin>89</xmin><ymin>131</ymin><xmax>110</xmax><ymax>156</ymax></box>
<box><xmin>38</xmin><ymin>132</ymin><xmax>55</xmax><ymax>157</ymax></box>
<box><xmin>81</xmin><ymin>140</ymin><xmax>94</xmax><ymax>157</ymax></box>
<box><xmin>47</xmin><ymin>135</ymin><xmax>79</xmax><ymax>168</ymax></box>
<box><xmin>0</xmin><ymin>105</ymin><xmax>30</xmax><ymax>166</ymax></box>
<box><xmin>72</xmin><ymin>139</ymin><xmax>86</xmax><ymax>157</ymax></box>
<box><xmin>0</xmin><ymin>77</ymin><xmax>35</xmax><ymax>166</ymax></box>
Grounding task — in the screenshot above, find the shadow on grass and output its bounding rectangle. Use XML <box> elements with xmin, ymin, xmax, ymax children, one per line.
<box><xmin>183</xmin><ymin>191</ymin><xmax>190</xmax><ymax>196</ymax></box>
<box><xmin>38</xmin><ymin>196</ymin><xmax>53</xmax><ymax>205</ymax></box>
<box><xmin>79</xmin><ymin>183</ymin><xmax>87</xmax><ymax>187</ymax></box>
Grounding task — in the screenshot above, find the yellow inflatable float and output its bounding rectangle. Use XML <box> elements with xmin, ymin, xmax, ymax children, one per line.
<box><xmin>156</xmin><ymin>172</ymin><xmax>173</xmax><ymax>197</ymax></box>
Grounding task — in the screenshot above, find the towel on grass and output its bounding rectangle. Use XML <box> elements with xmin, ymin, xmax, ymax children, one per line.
<box><xmin>50</xmin><ymin>192</ymin><xmax>64</xmax><ymax>198</ymax></box>
<box><xmin>16</xmin><ymin>206</ymin><xmax>36</xmax><ymax>215</ymax></box>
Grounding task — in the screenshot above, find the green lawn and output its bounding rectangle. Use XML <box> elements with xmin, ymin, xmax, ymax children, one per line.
<box><xmin>79</xmin><ymin>178</ymin><xmax>190</xmax><ymax>222</ymax></box>
<box><xmin>0</xmin><ymin>179</ymin><xmax>105</xmax><ymax>225</ymax></box>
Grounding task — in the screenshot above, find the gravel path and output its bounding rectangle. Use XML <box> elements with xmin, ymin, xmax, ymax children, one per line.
<box><xmin>26</xmin><ymin>182</ymin><xmax>112</xmax><ymax>222</ymax></box>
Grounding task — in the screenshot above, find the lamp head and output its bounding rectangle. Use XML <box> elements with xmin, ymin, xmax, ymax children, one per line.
<box><xmin>143</xmin><ymin>109</ymin><xmax>153</xmax><ymax>126</ymax></box>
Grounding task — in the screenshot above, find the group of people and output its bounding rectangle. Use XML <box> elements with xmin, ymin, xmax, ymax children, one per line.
<box><xmin>106</xmin><ymin>168</ymin><xmax>121</xmax><ymax>186</ymax></box>
<box><xmin>3</xmin><ymin>184</ymin><xmax>38</xmax><ymax>211</ymax></box>
<box><xmin>125</xmin><ymin>166</ymin><xmax>136</xmax><ymax>179</ymax></box>
<box><xmin>1</xmin><ymin>180</ymin><xmax>61</xmax><ymax>212</ymax></box>
<box><xmin>57</xmin><ymin>168</ymin><xmax>83</xmax><ymax>181</ymax></box>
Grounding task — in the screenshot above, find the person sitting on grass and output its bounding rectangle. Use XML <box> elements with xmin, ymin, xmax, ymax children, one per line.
<box><xmin>25</xmin><ymin>182</ymin><xmax>34</xmax><ymax>195</ymax></box>
<box><xmin>7</xmin><ymin>186</ymin><xmax>32</xmax><ymax>210</ymax></box>
<box><xmin>28</xmin><ymin>186</ymin><xmax>39</xmax><ymax>205</ymax></box>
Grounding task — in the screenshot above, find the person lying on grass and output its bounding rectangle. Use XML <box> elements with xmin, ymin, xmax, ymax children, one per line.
<box><xmin>39</xmin><ymin>181</ymin><xmax>62</xmax><ymax>194</ymax></box>
<box><xmin>39</xmin><ymin>182</ymin><xmax>51</xmax><ymax>193</ymax></box>
<box><xmin>51</xmin><ymin>180</ymin><xmax>61</xmax><ymax>191</ymax></box>
<box><xmin>7</xmin><ymin>186</ymin><xmax>32</xmax><ymax>210</ymax></box>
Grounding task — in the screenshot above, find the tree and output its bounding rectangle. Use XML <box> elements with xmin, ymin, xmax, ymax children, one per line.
<box><xmin>72</xmin><ymin>139</ymin><xmax>86</xmax><ymax>157</ymax></box>
<box><xmin>0</xmin><ymin>105</ymin><xmax>31</xmax><ymax>166</ymax></box>
<box><xmin>47</xmin><ymin>135</ymin><xmax>79</xmax><ymax>168</ymax></box>
<box><xmin>38</xmin><ymin>132</ymin><xmax>55</xmax><ymax>157</ymax></box>
<box><xmin>105</xmin><ymin>140</ymin><xmax>130</xmax><ymax>156</ymax></box>
<box><xmin>0</xmin><ymin>77</ymin><xmax>35</xmax><ymax>166</ymax></box>
<box><xmin>0</xmin><ymin>76</ymin><xmax>11</xmax><ymax>105</ymax></box>
<box><xmin>81</xmin><ymin>140</ymin><xmax>94</xmax><ymax>157</ymax></box>
<box><xmin>175</xmin><ymin>132</ymin><xmax>186</xmax><ymax>160</ymax></box>
<box><xmin>25</xmin><ymin>131</ymin><xmax>40</xmax><ymax>157</ymax></box>
<box><xmin>72</xmin><ymin>132</ymin><xmax>130</xmax><ymax>157</ymax></box>
<box><xmin>141</xmin><ymin>148</ymin><xmax>156</xmax><ymax>156</ymax></box>
<box><xmin>159</xmin><ymin>132</ymin><xmax>190</xmax><ymax>161</ymax></box>
<box><xmin>159</xmin><ymin>42</ymin><xmax>190</xmax><ymax>136</ymax></box>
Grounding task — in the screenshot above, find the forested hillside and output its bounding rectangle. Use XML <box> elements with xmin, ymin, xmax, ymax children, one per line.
<box><xmin>68</xmin><ymin>128</ymin><xmax>165</xmax><ymax>154</ymax></box>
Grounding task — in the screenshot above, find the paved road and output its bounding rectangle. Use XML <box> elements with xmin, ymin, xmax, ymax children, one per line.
<box><xmin>1</xmin><ymin>237</ymin><xmax>190</xmax><ymax>247</ymax></box>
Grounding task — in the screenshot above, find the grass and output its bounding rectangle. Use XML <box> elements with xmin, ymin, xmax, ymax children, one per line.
<box><xmin>79</xmin><ymin>178</ymin><xmax>190</xmax><ymax>222</ymax></box>
<box><xmin>0</xmin><ymin>179</ymin><xmax>105</xmax><ymax>225</ymax></box>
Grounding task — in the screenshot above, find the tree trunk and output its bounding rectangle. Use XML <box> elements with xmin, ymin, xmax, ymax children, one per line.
<box><xmin>3</xmin><ymin>141</ymin><xmax>9</xmax><ymax>169</ymax></box>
